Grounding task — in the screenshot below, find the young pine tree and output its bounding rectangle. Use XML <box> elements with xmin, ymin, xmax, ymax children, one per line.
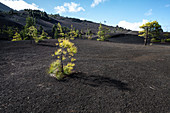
<box><xmin>49</xmin><ymin>39</ymin><xmax>77</xmax><ymax>80</ymax></box>
<box><xmin>97</xmin><ymin>24</ymin><xmax>110</xmax><ymax>41</ymax></box>
<box><xmin>25</xmin><ymin>16</ymin><xmax>36</xmax><ymax>29</ymax></box>
<box><xmin>27</xmin><ymin>26</ymin><xmax>50</xmax><ymax>43</ymax></box>
<box><xmin>52</xmin><ymin>24</ymin><xmax>57</xmax><ymax>38</ymax></box>
<box><xmin>12</xmin><ymin>32</ymin><xmax>22</xmax><ymax>41</ymax></box>
<box><xmin>49</xmin><ymin>24</ymin><xmax>77</xmax><ymax>80</ymax></box>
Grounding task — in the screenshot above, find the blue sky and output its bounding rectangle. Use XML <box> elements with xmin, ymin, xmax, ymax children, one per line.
<box><xmin>1</xmin><ymin>0</ymin><xmax>170</xmax><ymax>31</ymax></box>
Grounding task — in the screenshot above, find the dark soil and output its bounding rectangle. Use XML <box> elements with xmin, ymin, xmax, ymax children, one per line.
<box><xmin>0</xmin><ymin>39</ymin><xmax>170</xmax><ymax>113</ymax></box>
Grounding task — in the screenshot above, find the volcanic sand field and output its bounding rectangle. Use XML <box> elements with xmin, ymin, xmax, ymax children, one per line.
<box><xmin>0</xmin><ymin>39</ymin><xmax>170</xmax><ymax>112</ymax></box>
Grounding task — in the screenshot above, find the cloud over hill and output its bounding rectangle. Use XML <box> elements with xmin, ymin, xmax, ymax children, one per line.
<box><xmin>0</xmin><ymin>0</ymin><xmax>44</xmax><ymax>11</ymax></box>
<box><xmin>118</xmin><ymin>19</ymin><xmax>148</xmax><ymax>31</ymax></box>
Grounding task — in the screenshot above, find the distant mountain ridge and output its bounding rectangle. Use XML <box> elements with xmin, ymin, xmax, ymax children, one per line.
<box><xmin>0</xmin><ymin>2</ymin><xmax>12</xmax><ymax>12</ymax></box>
<box><xmin>0</xmin><ymin>2</ymin><xmax>140</xmax><ymax>41</ymax></box>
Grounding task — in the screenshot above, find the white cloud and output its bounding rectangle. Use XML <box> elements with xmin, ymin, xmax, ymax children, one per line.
<box><xmin>54</xmin><ymin>6</ymin><xmax>66</xmax><ymax>13</ymax></box>
<box><xmin>0</xmin><ymin>0</ymin><xmax>44</xmax><ymax>11</ymax></box>
<box><xmin>64</xmin><ymin>2</ymin><xmax>85</xmax><ymax>12</ymax></box>
<box><xmin>91</xmin><ymin>0</ymin><xmax>106</xmax><ymax>7</ymax></box>
<box><xmin>165</xmin><ymin>4</ymin><xmax>170</xmax><ymax>7</ymax></box>
<box><xmin>118</xmin><ymin>19</ymin><xmax>149</xmax><ymax>31</ymax></box>
<box><xmin>162</xmin><ymin>25</ymin><xmax>170</xmax><ymax>32</ymax></box>
<box><xmin>80</xmin><ymin>18</ymin><xmax>85</xmax><ymax>20</ymax></box>
<box><xmin>54</xmin><ymin>2</ymin><xmax>85</xmax><ymax>14</ymax></box>
<box><xmin>144</xmin><ymin>9</ymin><xmax>152</xmax><ymax>16</ymax></box>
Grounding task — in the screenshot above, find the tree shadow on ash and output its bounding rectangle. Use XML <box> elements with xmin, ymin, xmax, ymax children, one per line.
<box><xmin>37</xmin><ymin>42</ymin><xmax>57</xmax><ymax>47</ymax></box>
<box><xmin>37</xmin><ymin>43</ymin><xmax>56</xmax><ymax>48</ymax></box>
<box><xmin>34</xmin><ymin>40</ymin><xmax>57</xmax><ymax>47</ymax></box>
<box><xmin>69</xmin><ymin>72</ymin><xmax>131</xmax><ymax>91</ymax></box>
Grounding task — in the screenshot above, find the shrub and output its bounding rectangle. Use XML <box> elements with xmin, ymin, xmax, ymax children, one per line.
<box><xmin>20</xmin><ymin>29</ymin><xmax>29</xmax><ymax>40</ymax></box>
<box><xmin>166</xmin><ymin>38</ymin><xmax>170</xmax><ymax>42</ymax></box>
<box><xmin>151</xmin><ymin>38</ymin><xmax>160</xmax><ymax>43</ymax></box>
<box><xmin>27</xmin><ymin>26</ymin><xmax>38</xmax><ymax>42</ymax></box>
<box><xmin>75</xmin><ymin>29</ymin><xmax>79</xmax><ymax>37</ymax></box>
<box><xmin>0</xmin><ymin>26</ymin><xmax>18</xmax><ymax>40</ymax></box>
<box><xmin>40</xmin><ymin>30</ymin><xmax>51</xmax><ymax>39</ymax></box>
<box><xmin>161</xmin><ymin>39</ymin><xmax>165</xmax><ymax>43</ymax></box>
<box><xmin>12</xmin><ymin>32</ymin><xmax>22</xmax><ymax>41</ymax></box>
<box><xmin>97</xmin><ymin>24</ymin><xmax>110</xmax><ymax>41</ymax></box>
<box><xmin>88</xmin><ymin>33</ymin><xmax>93</xmax><ymax>40</ymax></box>
<box><xmin>24</xmin><ymin>9</ymin><xmax>49</xmax><ymax>21</ymax></box>
<box><xmin>27</xmin><ymin>26</ymin><xmax>50</xmax><ymax>43</ymax></box>
<box><xmin>86</xmin><ymin>28</ymin><xmax>91</xmax><ymax>36</ymax></box>
<box><xmin>25</xmin><ymin>16</ymin><xmax>36</xmax><ymax>29</ymax></box>
<box><xmin>53</xmin><ymin>23</ymin><xmax>65</xmax><ymax>39</ymax></box>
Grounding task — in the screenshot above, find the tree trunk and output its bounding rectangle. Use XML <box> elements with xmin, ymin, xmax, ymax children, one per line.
<box><xmin>60</xmin><ymin>49</ymin><xmax>64</xmax><ymax>73</ymax></box>
<box><xmin>144</xmin><ymin>27</ymin><xmax>148</xmax><ymax>46</ymax></box>
<box><xmin>144</xmin><ymin>38</ymin><xmax>147</xmax><ymax>46</ymax></box>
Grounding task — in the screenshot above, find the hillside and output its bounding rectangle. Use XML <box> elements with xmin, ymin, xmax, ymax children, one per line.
<box><xmin>0</xmin><ymin>2</ymin><xmax>12</xmax><ymax>12</ymax></box>
<box><xmin>0</xmin><ymin>10</ymin><xmax>129</xmax><ymax>33</ymax></box>
<box><xmin>0</xmin><ymin>2</ymin><xmax>135</xmax><ymax>41</ymax></box>
<box><xmin>0</xmin><ymin>9</ymin><xmax>140</xmax><ymax>41</ymax></box>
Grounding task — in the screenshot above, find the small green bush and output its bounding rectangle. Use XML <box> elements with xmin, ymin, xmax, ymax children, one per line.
<box><xmin>166</xmin><ymin>38</ymin><xmax>170</xmax><ymax>42</ymax></box>
<box><xmin>97</xmin><ymin>24</ymin><xmax>110</xmax><ymax>41</ymax></box>
<box><xmin>27</xmin><ymin>26</ymin><xmax>50</xmax><ymax>43</ymax></box>
<box><xmin>12</xmin><ymin>32</ymin><xmax>22</xmax><ymax>41</ymax></box>
<box><xmin>88</xmin><ymin>35</ymin><xmax>92</xmax><ymax>40</ymax></box>
<box><xmin>161</xmin><ymin>39</ymin><xmax>165</xmax><ymax>43</ymax></box>
<box><xmin>151</xmin><ymin>38</ymin><xmax>160</xmax><ymax>43</ymax></box>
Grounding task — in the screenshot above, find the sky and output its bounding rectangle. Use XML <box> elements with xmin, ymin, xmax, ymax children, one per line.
<box><xmin>0</xmin><ymin>0</ymin><xmax>170</xmax><ymax>31</ymax></box>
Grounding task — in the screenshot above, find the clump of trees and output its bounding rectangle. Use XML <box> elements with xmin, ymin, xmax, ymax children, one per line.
<box><xmin>52</xmin><ymin>23</ymin><xmax>78</xmax><ymax>39</ymax></box>
<box><xmin>79</xmin><ymin>29</ymin><xmax>84</xmax><ymax>38</ymax></box>
<box><xmin>48</xmin><ymin>14</ymin><xmax>60</xmax><ymax>19</ymax></box>
<box><xmin>24</xmin><ymin>9</ymin><xmax>49</xmax><ymax>21</ymax></box>
<box><xmin>0</xmin><ymin>25</ymin><xmax>19</xmax><ymax>40</ymax></box>
<box><xmin>12</xmin><ymin>16</ymin><xmax>50</xmax><ymax>43</ymax></box>
<box><xmin>85</xmin><ymin>28</ymin><xmax>93</xmax><ymax>40</ymax></box>
<box><xmin>52</xmin><ymin>23</ymin><xmax>62</xmax><ymax>39</ymax></box>
<box><xmin>139</xmin><ymin>21</ymin><xmax>163</xmax><ymax>45</ymax></box>
<box><xmin>97</xmin><ymin>24</ymin><xmax>110</xmax><ymax>41</ymax></box>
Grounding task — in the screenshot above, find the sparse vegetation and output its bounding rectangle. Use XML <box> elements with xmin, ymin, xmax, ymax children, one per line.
<box><xmin>12</xmin><ymin>32</ymin><xmax>22</xmax><ymax>41</ymax></box>
<box><xmin>85</xmin><ymin>28</ymin><xmax>93</xmax><ymax>39</ymax></box>
<box><xmin>166</xmin><ymin>38</ymin><xmax>170</xmax><ymax>42</ymax></box>
<box><xmin>24</xmin><ymin>9</ymin><xmax>49</xmax><ymax>21</ymax></box>
<box><xmin>26</xmin><ymin>25</ymin><xmax>50</xmax><ymax>43</ymax></box>
<box><xmin>11</xmin><ymin>16</ymin><xmax>50</xmax><ymax>42</ymax></box>
<box><xmin>1</xmin><ymin>2</ymin><xmax>170</xmax><ymax>113</ymax></box>
<box><xmin>49</xmin><ymin>24</ymin><xmax>77</xmax><ymax>80</ymax></box>
<box><xmin>78</xmin><ymin>29</ymin><xmax>84</xmax><ymax>38</ymax></box>
<box><xmin>25</xmin><ymin>16</ymin><xmax>36</xmax><ymax>29</ymax></box>
<box><xmin>48</xmin><ymin>14</ymin><xmax>60</xmax><ymax>18</ymax></box>
<box><xmin>139</xmin><ymin>21</ymin><xmax>163</xmax><ymax>45</ymax></box>
<box><xmin>97</xmin><ymin>24</ymin><xmax>110</xmax><ymax>41</ymax></box>
<box><xmin>163</xmin><ymin>33</ymin><xmax>169</xmax><ymax>39</ymax></box>
<box><xmin>52</xmin><ymin>23</ymin><xmax>72</xmax><ymax>39</ymax></box>
<box><xmin>151</xmin><ymin>38</ymin><xmax>160</xmax><ymax>43</ymax></box>
<box><xmin>0</xmin><ymin>25</ymin><xmax>19</xmax><ymax>40</ymax></box>
<box><xmin>49</xmin><ymin>38</ymin><xmax>77</xmax><ymax>80</ymax></box>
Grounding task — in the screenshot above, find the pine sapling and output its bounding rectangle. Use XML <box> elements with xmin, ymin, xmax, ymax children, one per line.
<box><xmin>49</xmin><ymin>38</ymin><xmax>77</xmax><ymax>80</ymax></box>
